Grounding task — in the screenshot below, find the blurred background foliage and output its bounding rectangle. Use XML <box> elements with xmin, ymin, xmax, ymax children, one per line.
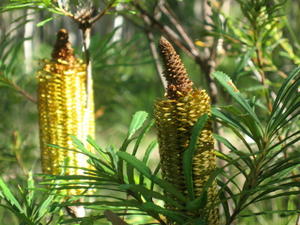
<box><xmin>0</xmin><ymin>0</ymin><xmax>299</xmax><ymax>224</ymax></box>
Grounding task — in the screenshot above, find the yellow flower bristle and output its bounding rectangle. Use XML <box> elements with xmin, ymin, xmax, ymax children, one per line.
<box><xmin>155</xmin><ymin>37</ymin><xmax>219</xmax><ymax>224</ymax></box>
<box><xmin>37</xmin><ymin>29</ymin><xmax>95</xmax><ymax>194</ymax></box>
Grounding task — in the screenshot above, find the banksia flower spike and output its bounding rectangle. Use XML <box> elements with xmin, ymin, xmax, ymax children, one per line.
<box><xmin>154</xmin><ymin>37</ymin><xmax>219</xmax><ymax>224</ymax></box>
<box><xmin>37</xmin><ymin>29</ymin><xmax>95</xmax><ymax>194</ymax></box>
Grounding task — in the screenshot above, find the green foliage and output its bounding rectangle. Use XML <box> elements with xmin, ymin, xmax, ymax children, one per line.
<box><xmin>38</xmin><ymin>66</ymin><xmax>299</xmax><ymax>224</ymax></box>
<box><xmin>212</xmin><ymin>69</ymin><xmax>300</xmax><ymax>224</ymax></box>
<box><xmin>209</xmin><ymin>0</ymin><xmax>299</xmax><ymax>105</ymax></box>
<box><xmin>0</xmin><ymin>15</ymin><xmax>37</xmax><ymax>178</ymax></box>
<box><xmin>0</xmin><ymin>173</ymin><xmax>63</xmax><ymax>225</ymax></box>
<box><xmin>43</xmin><ymin>111</ymin><xmax>211</xmax><ymax>224</ymax></box>
<box><xmin>127</xmin><ymin>111</ymin><xmax>148</xmax><ymax>139</ymax></box>
<box><xmin>0</xmin><ymin>0</ymin><xmax>299</xmax><ymax>224</ymax></box>
<box><xmin>0</xmin><ymin>0</ymin><xmax>61</xmax><ymax>14</ymax></box>
<box><xmin>0</xmin><ymin>15</ymin><xmax>28</xmax><ymax>87</ymax></box>
<box><xmin>89</xmin><ymin>30</ymin><xmax>159</xmax><ymax>128</ymax></box>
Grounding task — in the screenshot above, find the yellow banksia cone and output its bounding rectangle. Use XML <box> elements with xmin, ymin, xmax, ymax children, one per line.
<box><xmin>37</xmin><ymin>29</ymin><xmax>95</xmax><ymax>194</ymax></box>
<box><xmin>154</xmin><ymin>37</ymin><xmax>219</xmax><ymax>225</ymax></box>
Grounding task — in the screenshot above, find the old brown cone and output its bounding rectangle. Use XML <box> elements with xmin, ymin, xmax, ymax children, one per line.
<box><xmin>159</xmin><ymin>36</ymin><xmax>193</xmax><ymax>100</ymax></box>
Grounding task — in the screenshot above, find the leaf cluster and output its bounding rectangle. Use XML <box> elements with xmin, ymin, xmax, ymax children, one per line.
<box><xmin>212</xmin><ymin>69</ymin><xmax>300</xmax><ymax>224</ymax></box>
<box><xmin>40</xmin><ymin>67</ymin><xmax>299</xmax><ymax>224</ymax></box>
<box><xmin>43</xmin><ymin>112</ymin><xmax>211</xmax><ymax>225</ymax></box>
<box><xmin>0</xmin><ymin>173</ymin><xmax>63</xmax><ymax>225</ymax></box>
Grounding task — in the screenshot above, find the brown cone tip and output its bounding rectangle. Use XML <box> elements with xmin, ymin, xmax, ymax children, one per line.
<box><xmin>159</xmin><ymin>36</ymin><xmax>193</xmax><ymax>99</ymax></box>
<box><xmin>51</xmin><ymin>29</ymin><xmax>76</xmax><ymax>63</ymax></box>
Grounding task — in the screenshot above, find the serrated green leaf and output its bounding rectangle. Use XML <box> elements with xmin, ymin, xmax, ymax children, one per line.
<box><xmin>213</xmin><ymin>71</ymin><xmax>262</xmax><ymax>135</ymax></box>
<box><xmin>118</xmin><ymin>152</ymin><xmax>186</xmax><ymax>202</ymax></box>
<box><xmin>117</xmin><ymin>152</ymin><xmax>152</xmax><ymax>178</ymax></box>
<box><xmin>0</xmin><ymin>177</ymin><xmax>22</xmax><ymax>212</ymax></box>
<box><xmin>36</xmin><ymin>194</ymin><xmax>55</xmax><ymax>221</ymax></box>
<box><xmin>127</xmin><ymin>111</ymin><xmax>148</xmax><ymax>139</ymax></box>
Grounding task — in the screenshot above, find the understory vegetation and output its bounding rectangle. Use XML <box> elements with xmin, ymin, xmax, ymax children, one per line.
<box><xmin>0</xmin><ymin>0</ymin><xmax>299</xmax><ymax>224</ymax></box>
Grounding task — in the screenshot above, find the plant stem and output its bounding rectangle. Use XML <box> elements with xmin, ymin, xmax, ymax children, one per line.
<box><xmin>142</xmin><ymin>11</ymin><xmax>167</xmax><ymax>90</ymax></box>
<box><xmin>11</xmin><ymin>131</ymin><xmax>28</xmax><ymax>176</ymax></box>
<box><xmin>295</xmin><ymin>214</ymin><xmax>300</xmax><ymax>225</ymax></box>
<box><xmin>81</xmin><ymin>26</ymin><xmax>92</xmax><ymax>143</ymax></box>
<box><xmin>89</xmin><ymin>0</ymin><xmax>117</xmax><ymax>24</ymax></box>
<box><xmin>226</xmin><ymin>189</ymin><xmax>250</xmax><ymax>225</ymax></box>
<box><xmin>13</xmin><ymin>81</ymin><xmax>37</xmax><ymax>104</ymax></box>
<box><xmin>1</xmin><ymin>74</ymin><xmax>37</xmax><ymax>103</ymax></box>
<box><xmin>146</xmin><ymin>31</ymin><xmax>167</xmax><ymax>89</ymax></box>
<box><xmin>255</xmin><ymin>47</ymin><xmax>273</xmax><ymax>112</ymax></box>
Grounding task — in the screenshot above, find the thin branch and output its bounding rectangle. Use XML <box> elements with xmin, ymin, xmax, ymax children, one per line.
<box><xmin>296</xmin><ymin>213</ymin><xmax>300</xmax><ymax>225</ymax></box>
<box><xmin>81</xmin><ymin>26</ymin><xmax>92</xmax><ymax>100</ymax></box>
<box><xmin>46</xmin><ymin>214</ymin><xmax>54</xmax><ymax>225</ymax></box>
<box><xmin>255</xmin><ymin>49</ymin><xmax>273</xmax><ymax>112</ymax></box>
<box><xmin>89</xmin><ymin>0</ymin><xmax>117</xmax><ymax>25</ymax></box>
<box><xmin>0</xmin><ymin>71</ymin><xmax>36</xmax><ymax>103</ymax></box>
<box><xmin>130</xmin><ymin>1</ymin><xmax>219</xmax><ymax>103</ymax></box>
<box><xmin>159</xmin><ymin>3</ymin><xmax>200</xmax><ymax>58</ymax></box>
<box><xmin>131</xmin><ymin>2</ymin><xmax>194</xmax><ymax>59</ymax></box>
<box><xmin>104</xmin><ymin>210</ymin><xmax>129</xmax><ymax>225</ymax></box>
<box><xmin>140</xmin><ymin>8</ymin><xmax>166</xmax><ymax>90</ymax></box>
<box><xmin>146</xmin><ymin>30</ymin><xmax>167</xmax><ymax>90</ymax></box>
<box><xmin>12</xmin><ymin>81</ymin><xmax>37</xmax><ymax>104</ymax></box>
<box><xmin>11</xmin><ymin>131</ymin><xmax>29</xmax><ymax>176</ymax></box>
<box><xmin>0</xmin><ymin>74</ymin><xmax>37</xmax><ymax>104</ymax></box>
<box><xmin>122</xmin><ymin>13</ymin><xmax>148</xmax><ymax>31</ymax></box>
<box><xmin>80</xmin><ymin>26</ymin><xmax>92</xmax><ymax>150</ymax></box>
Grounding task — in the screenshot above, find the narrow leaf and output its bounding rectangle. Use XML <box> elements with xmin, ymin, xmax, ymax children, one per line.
<box><xmin>127</xmin><ymin>111</ymin><xmax>148</xmax><ymax>139</ymax></box>
<box><xmin>183</xmin><ymin>114</ymin><xmax>208</xmax><ymax>200</ymax></box>
<box><xmin>0</xmin><ymin>177</ymin><xmax>22</xmax><ymax>211</ymax></box>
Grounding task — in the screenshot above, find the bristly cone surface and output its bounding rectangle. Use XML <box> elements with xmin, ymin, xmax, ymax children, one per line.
<box><xmin>155</xmin><ymin>37</ymin><xmax>219</xmax><ymax>225</ymax></box>
<box><xmin>159</xmin><ymin>36</ymin><xmax>193</xmax><ymax>100</ymax></box>
<box><xmin>37</xmin><ymin>29</ymin><xmax>95</xmax><ymax>195</ymax></box>
<box><xmin>51</xmin><ymin>29</ymin><xmax>76</xmax><ymax>63</ymax></box>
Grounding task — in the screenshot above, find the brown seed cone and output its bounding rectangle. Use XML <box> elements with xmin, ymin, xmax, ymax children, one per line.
<box><xmin>159</xmin><ymin>37</ymin><xmax>193</xmax><ymax>100</ymax></box>
<box><xmin>37</xmin><ymin>29</ymin><xmax>95</xmax><ymax>194</ymax></box>
<box><xmin>51</xmin><ymin>29</ymin><xmax>76</xmax><ymax>63</ymax></box>
<box><xmin>155</xmin><ymin>37</ymin><xmax>219</xmax><ymax>225</ymax></box>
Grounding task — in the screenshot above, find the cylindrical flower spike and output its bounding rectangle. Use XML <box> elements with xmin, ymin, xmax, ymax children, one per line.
<box><xmin>37</xmin><ymin>29</ymin><xmax>95</xmax><ymax>194</ymax></box>
<box><xmin>155</xmin><ymin>37</ymin><xmax>219</xmax><ymax>224</ymax></box>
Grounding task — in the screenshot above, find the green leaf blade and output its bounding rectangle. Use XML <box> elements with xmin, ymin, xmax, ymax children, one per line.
<box><xmin>183</xmin><ymin>114</ymin><xmax>208</xmax><ymax>200</ymax></box>
<box><xmin>127</xmin><ymin>111</ymin><xmax>148</xmax><ymax>139</ymax></box>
